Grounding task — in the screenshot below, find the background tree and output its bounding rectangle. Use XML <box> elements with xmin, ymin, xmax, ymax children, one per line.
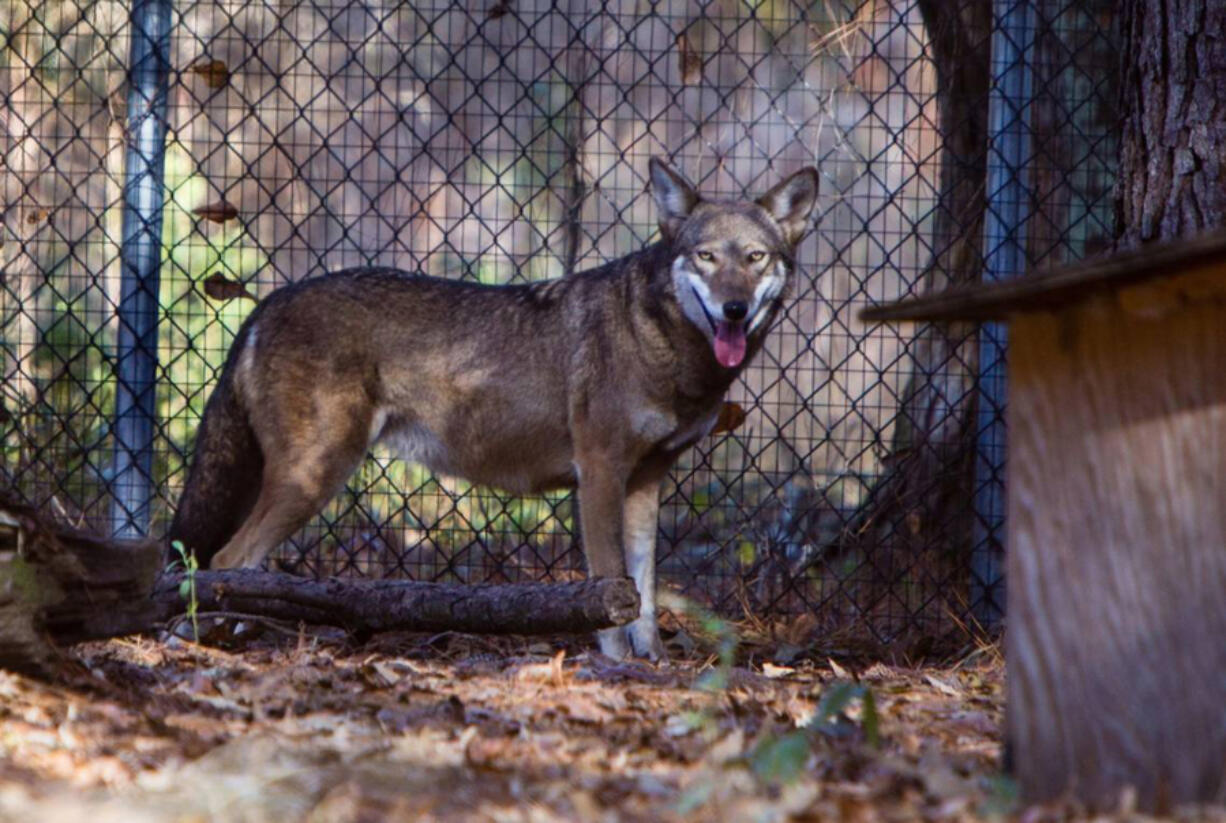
<box><xmin>839</xmin><ymin>0</ymin><xmax>990</xmax><ymax>617</ymax></box>
<box><xmin>844</xmin><ymin>0</ymin><xmax>1121</xmax><ymax>629</ymax></box>
<box><xmin>1116</xmin><ymin>0</ymin><xmax>1226</xmax><ymax>248</ymax></box>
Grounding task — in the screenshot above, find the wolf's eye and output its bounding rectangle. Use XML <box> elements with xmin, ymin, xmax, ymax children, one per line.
<box><xmin>695</xmin><ymin>250</ymin><xmax>716</xmax><ymax>263</ymax></box>
<box><xmin>746</xmin><ymin>251</ymin><xmax>766</xmax><ymax>264</ymax></box>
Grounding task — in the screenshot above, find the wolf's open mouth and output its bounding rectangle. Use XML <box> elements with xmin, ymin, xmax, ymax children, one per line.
<box><xmin>713</xmin><ymin>320</ymin><xmax>747</xmax><ymax>368</ymax></box>
<box><xmin>690</xmin><ymin>283</ymin><xmax>749</xmax><ymax>369</ymax></box>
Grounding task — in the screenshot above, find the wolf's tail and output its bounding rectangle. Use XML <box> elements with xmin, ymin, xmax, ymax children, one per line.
<box><xmin>167</xmin><ymin>361</ymin><xmax>263</xmax><ymax>568</ymax></box>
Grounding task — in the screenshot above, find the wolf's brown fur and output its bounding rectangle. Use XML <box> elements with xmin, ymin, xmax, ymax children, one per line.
<box><xmin>169</xmin><ymin>159</ymin><xmax>818</xmax><ymax>659</ymax></box>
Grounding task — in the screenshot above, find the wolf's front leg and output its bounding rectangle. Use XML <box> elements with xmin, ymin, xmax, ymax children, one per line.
<box><xmin>622</xmin><ymin>481</ymin><xmax>666</xmax><ymax>661</ymax></box>
<box><xmin>574</xmin><ymin>451</ymin><xmax>632</xmax><ymax>659</ymax></box>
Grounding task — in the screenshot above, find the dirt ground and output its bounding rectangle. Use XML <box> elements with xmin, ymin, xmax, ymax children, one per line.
<box><xmin>0</xmin><ymin>618</ymin><xmax>1215</xmax><ymax>822</ymax></box>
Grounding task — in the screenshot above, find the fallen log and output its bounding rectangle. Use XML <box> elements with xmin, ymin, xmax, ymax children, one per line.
<box><xmin>0</xmin><ymin>496</ymin><xmax>162</xmax><ymax>675</ymax></box>
<box><xmin>0</xmin><ymin>493</ymin><xmax>640</xmax><ymax>675</ymax></box>
<box><xmin>52</xmin><ymin>571</ymin><xmax>642</xmax><ymax>643</ymax></box>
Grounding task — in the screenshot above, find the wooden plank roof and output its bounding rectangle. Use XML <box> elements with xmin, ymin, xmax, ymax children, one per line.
<box><xmin>860</xmin><ymin>229</ymin><xmax>1226</xmax><ymax>324</ymax></box>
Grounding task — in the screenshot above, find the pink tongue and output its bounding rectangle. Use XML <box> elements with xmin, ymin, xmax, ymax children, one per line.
<box><xmin>713</xmin><ymin>321</ymin><xmax>747</xmax><ymax>368</ymax></box>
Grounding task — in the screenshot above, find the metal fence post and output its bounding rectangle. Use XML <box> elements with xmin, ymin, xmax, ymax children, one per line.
<box><xmin>110</xmin><ymin>0</ymin><xmax>173</xmax><ymax>538</ymax></box>
<box><xmin>973</xmin><ymin>0</ymin><xmax>1036</xmax><ymax>625</ymax></box>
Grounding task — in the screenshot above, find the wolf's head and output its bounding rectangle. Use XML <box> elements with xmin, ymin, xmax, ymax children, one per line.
<box><xmin>650</xmin><ymin>158</ymin><xmax>819</xmax><ymax>369</ymax></box>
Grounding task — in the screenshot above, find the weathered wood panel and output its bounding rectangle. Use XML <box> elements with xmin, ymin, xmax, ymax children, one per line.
<box><xmin>1006</xmin><ymin>284</ymin><xmax>1226</xmax><ymax>810</ymax></box>
<box><xmin>860</xmin><ymin>229</ymin><xmax>1226</xmax><ymax>323</ymax></box>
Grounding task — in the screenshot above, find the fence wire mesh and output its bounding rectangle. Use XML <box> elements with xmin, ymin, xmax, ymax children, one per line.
<box><xmin>1</xmin><ymin>0</ymin><xmax>1117</xmax><ymax>647</ymax></box>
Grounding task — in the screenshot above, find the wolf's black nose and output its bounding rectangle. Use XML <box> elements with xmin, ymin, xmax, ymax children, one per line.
<box><xmin>722</xmin><ymin>301</ymin><xmax>748</xmax><ymax>322</ymax></box>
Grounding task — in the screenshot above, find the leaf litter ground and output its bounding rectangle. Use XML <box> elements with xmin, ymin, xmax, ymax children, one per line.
<box><xmin>0</xmin><ymin>622</ymin><xmax>1214</xmax><ymax>822</ymax></box>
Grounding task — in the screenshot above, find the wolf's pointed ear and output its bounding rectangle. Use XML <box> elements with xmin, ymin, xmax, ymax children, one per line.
<box><xmin>649</xmin><ymin>157</ymin><xmax>698</xmax><ymax>240</ymax></box>
<box><xmin>757</xmin><ymin>167</ymin><xmax>819</xmax><ymax>248</ymax></box>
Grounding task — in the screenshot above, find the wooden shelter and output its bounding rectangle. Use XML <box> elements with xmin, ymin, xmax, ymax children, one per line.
<box><xmin>862</xmin><ymin>230</ymin><xmax>1226</xmax><ymax>811</ymax></box>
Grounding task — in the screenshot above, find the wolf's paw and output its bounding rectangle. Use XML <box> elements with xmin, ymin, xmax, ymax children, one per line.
<box><xmin>597</xmin><ymin>626</ymin><xmax>633</xmax><ymax>660</ymax></box>
<box><xmin>597</xmin><ymin>618</ymin><xmax>668</xmax><ymax>662</ymax></box>
<box><xmin>627</xmin><ymin>618</ymin><xmax>668</xmax><ymax>663</ymax></box>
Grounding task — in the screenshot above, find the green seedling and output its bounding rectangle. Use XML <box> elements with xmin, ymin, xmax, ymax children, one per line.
<box><xmin>809</xmin><ymin>680</ymin><xmax>880</xmax><ymax>747</ymax></box>
<box><xmin>167</xmin><ymin>539</ymin><xmax>199</xmax><ymax>641</ymax></box>
<box><xmin>747</xmin><ymin>680</ymin><xmax>881</xmax><ymax>786</ymax></box>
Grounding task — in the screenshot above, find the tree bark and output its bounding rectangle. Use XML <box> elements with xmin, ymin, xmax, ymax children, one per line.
<box><xmin>55</xmin><ymin>572</ymin><xmax>641</xmax><ymax>644</ymax></box>
<box><xmin>0</xmin><ymin>496</ymin><xmax>163</xmax><ymax>675</ymax></box>
<box><xmin>1115</xmin><ymin>0</ymin><xmax>1226</xmax><ymax>248</ymax></box>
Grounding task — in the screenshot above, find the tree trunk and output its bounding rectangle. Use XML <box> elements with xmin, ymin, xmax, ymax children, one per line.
<box><xmin>1027</xmin><ymin>0</ymin><xmax>1119</xmax><ymax>265</ymax></box>
<box><xmin>1115</xmin><ymin>0</ymin><xmax>1226</xmax><ymax>248</ymax></box>
<box><xmin>839</xmin><ymin>0</ymin><xmax>990</xmax><ymax>616</ymax></box>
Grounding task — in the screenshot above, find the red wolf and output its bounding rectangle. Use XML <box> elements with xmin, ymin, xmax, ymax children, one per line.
<box><xmin>170</xmin><ymin>158</ymin><xmax>819</xmax><ymax>659</ymax></box>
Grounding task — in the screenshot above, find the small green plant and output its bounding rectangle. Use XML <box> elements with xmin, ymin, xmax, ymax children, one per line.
<box><xmin>659</xmin><ymin>592</ymin><xmax>739</xmax><ymax>693</ymax></box>
<box><xmin>694</xmin><ymin>611</ymin><xmax>738</xmax><ymax>692</ymax></box>
<box><xmin>663</xmin><ymin>592</ymin><xmax>883</xmax><ymax>808</ymax></box>
<box><xmin>810</xmin><ymin>680</ymin><xmax>880</xmax><ymax>746</ymax></box>
<box><xmin>978</xmin><ymin>774</ymin><xmax>1021</xmax><ymax>818</ymax></box>
<box><xmin>167</xmin><ymin>539</ymin><xmax>199</xmax><ymax>641</ymax></box>
<box><xmin>747</xmin><ymin>679</ymin><xmax>881</xmax><ymax>785</ymax></box>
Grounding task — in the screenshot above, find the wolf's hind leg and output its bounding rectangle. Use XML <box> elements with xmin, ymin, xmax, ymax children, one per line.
<box><xmin>210</xmin><ymin>479</ymin><xmax>330</xmax><ymax>569</ymax></box>
<box><xmin>210</xmin><ymin>422</ymin><xmax>370</xmax><ymax>570</ymax></box>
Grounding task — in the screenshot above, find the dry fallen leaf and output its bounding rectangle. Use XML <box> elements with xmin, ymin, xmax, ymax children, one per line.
<box><xmin>360</xmin><ymin>659</ymin><xmax>403</xmax><ymax>689</ymax></box>
<box><xmin>1</xmin><ymin>637</ymin><xmax>1017</xmax><ymax>822</ymax></box>
<box><xmin>509</xmin><ymin>664</ymin><xmax>544</xmax><ymax>684</ymax></box>
<box><xmin>711</xmin><ymin>401</ymin><xmax>747</xmax><ymax>434</ymax></box>
<box><xmin>464</xmin><ymin>734</ymin><xmax>515</xmax><ymax>771</ymax></box>
<box><xmin>677</xmin><ymin>31</ymin><xmax>703</xmax><ymax>86</ymax></box>
<box><xmin>190</xmin><ymin>58</ymin><xmax>231</xmax><ymax>89</ymax></box>
<box><xmin>861</xmin><ymin>662</ymin><xmax>895</xmax><ymax>681</ymax></box>
<box><xmin>704</xmin><ymin>728</ymin><xmax>745</xmax><ymax>764</ymax></box>
<box><xmin>560</xmin><ymin>692</ymin><xmax>612</xmax><ymax>725</ymax></box>
<box><xmin>202</xmin><ymin>273</ymin><xmax>256</xmax><ymax>302</ymax></box>
<box><xmin>193</xmin><ymin>200</ymin><xmax>240</xmax><ymax>224</ymax></box>
<box><xmin>762</xmin><ymin>662</ymin><xmax>795</xmax><ymax>679</ymax></box>
<box><xmin>924</xmin><ymin>674</ymin><xmax>961</xmax><ymax>698</ymax></box>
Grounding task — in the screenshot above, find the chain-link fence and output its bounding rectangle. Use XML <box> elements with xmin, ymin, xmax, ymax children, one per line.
<box><xmin>0</xmin><ymin>0</ymin><xmax>1117</xmax><ymax>647</ymax></box>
